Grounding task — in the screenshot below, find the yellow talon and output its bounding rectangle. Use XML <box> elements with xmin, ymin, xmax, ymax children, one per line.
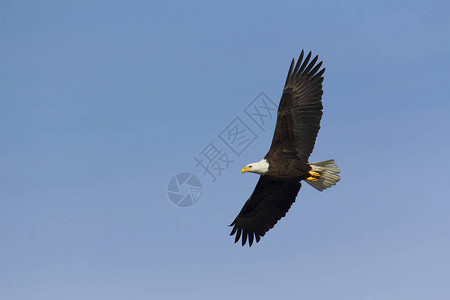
<box><xmin>309</xmin><ymin>171</ymin><xmax>320</xmax><ymax>177</ymax></box>
<box><xmin>307</xmin><ymin>171</ymin><xmax>320</xmax><ymax>181</ymax></box>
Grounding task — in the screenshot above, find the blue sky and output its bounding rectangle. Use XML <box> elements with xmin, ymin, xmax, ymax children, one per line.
<box><xmin>1</xmin><ymin>1</ymin><xmax>450</xmax><ymax>299</ymax></box>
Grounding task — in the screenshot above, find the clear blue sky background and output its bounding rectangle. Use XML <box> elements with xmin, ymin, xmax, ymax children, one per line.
<box><xmin>1</xmin><ymin>1</ymin><xmax>450</xmax><ymax>299</ymax></box>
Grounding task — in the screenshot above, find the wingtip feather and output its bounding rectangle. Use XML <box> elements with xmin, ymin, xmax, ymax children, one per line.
<box><xmin>285</xmin><ymin>58</ymin><xmax>295</xmax><ymax>86</ymax></box>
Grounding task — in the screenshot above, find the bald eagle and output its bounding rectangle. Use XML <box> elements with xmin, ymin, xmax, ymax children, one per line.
<box><xmin>229</xmin><ymin>50</ymin><xmax>340</xmax><ymax>246</ymax></box>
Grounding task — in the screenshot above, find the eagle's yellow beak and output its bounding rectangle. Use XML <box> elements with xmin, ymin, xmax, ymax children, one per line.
<box><xmin>241</xmin><ymin>166</ymin><xmax>251</xmax><ymax>174</ymax></box>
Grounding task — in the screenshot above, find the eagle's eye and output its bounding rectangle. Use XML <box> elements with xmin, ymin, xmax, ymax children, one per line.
<box><xmin>248</xmin><ymin>165</ymin><xmax>252</xmax><ymax>168</ymax></box>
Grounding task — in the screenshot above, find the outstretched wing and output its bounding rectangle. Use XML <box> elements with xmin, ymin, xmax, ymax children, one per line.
<box><xmin>229</xmin><ymin>177</ymin><xmax>301</xmax><ymax>246</ymax></box>
<box><xmin>266</xmin><ymin>50</ymin><xmax>325</xmax><ymax>162</ymax></box>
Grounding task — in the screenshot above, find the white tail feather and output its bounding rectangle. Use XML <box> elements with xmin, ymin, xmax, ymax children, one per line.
<box><xmin>306</xmin><ymin>159</ymin><xmax>340</xmax><ymax>192</ymax></box>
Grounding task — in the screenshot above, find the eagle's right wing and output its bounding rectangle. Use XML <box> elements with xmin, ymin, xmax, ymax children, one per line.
<box><xmin>229</xmin><ymin>177</ymin><xmax>301</xmax><ymax>246</ymax></box>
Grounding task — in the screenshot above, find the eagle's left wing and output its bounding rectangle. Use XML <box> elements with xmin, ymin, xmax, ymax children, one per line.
<box><xmin>266</xmin><ymin>50</ymin><xmax>325</xmax><ymax>162</ymax></box>
<box><xmin>229</xmin><ymin>177</ymin><xmax>301</xmax><ymax>246</ymax></box>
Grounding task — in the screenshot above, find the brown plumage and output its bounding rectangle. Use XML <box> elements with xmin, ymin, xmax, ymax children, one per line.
<box><xmin>230</xmin><ymin>50</ymin><xmax>340</xmax><ymax>246</ymax></box>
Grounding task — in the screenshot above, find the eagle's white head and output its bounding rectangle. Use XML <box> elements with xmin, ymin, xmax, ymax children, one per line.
<box><xmin>241</xmin><ymin>159</ymin><xmax>269</xmax><ymax>175</ymax></box>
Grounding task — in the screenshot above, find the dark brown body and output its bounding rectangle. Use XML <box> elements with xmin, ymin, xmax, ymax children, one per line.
<box><xmin>265</xmin><ymin>155</ymin><xmax>311</xmax><ymax>181</ymax></box>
